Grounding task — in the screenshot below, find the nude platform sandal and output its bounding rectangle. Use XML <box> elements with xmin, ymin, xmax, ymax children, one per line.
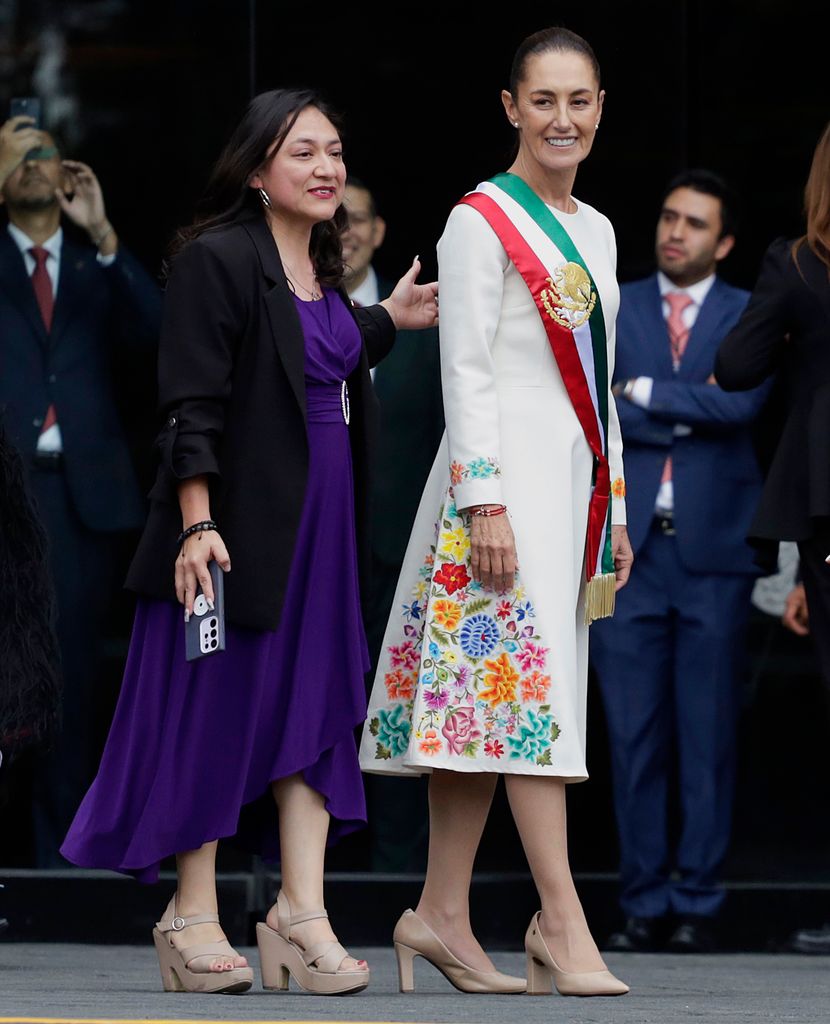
<box><xmin>152</xmin><ymin>896</ymin><xmax>254</xmax><ymax>994</ymax></box>
<box><xmin>393</xmin><ymin>908</ymin><xmax>526</xmax><ymax>994</ymax></box>
<box><xmin>255</xmin><ymin>891</ymin><xmax>370</xmax><ymax>995</ymax></box>
<box><xmin>525</xmin><ymin>912</ymin><xmax>629</xmax><ymax>997</ymax></box>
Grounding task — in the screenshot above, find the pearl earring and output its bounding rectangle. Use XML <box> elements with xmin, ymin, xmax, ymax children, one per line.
<box><xmin>513</xmin><ymin>121</ymin><xmax>519</xmax><ymax>128</ymax></box>
<box><xmin>257</xmin><ymin>187</ymin><xmax>272</xmax><ymax>209</ymax></box>
<box><xmin>594</xmin><ymin>122</ymin><xmax>600</xmax><ymax>129</ymax></box>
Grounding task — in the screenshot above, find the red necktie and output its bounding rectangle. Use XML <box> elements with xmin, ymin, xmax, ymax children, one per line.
<box><xmin>29</xmin><ymin>246</ymin><xmax>58</xmax><ymax>438</ymax></box>
<box><xmin>661</xmin><ymin>292</ymin><xmax>694</xmax><ymax>487</ymax></box>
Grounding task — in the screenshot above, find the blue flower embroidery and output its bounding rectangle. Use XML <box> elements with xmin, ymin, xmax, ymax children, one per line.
<box><xmin>376</xmin><ymin>704</ymin><xmax>412</xmax><ymax>757</ymax></box>
<box><xmin>459</xmin><ymin>614</ymin><xmax>500</xmax><ymax>660</ymax></box>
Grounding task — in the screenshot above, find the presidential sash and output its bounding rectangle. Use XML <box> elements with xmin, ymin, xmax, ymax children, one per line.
<box><xmin>458</xmin><ymin>173</ymin><xmax>616</xmax><ymax>624</ymax></box>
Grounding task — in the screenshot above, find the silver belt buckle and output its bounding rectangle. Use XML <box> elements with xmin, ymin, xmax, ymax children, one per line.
<box><xmin>340</xmin><ymin>379</ymin><xmax>350</xmax><ymax>425</ymax></box>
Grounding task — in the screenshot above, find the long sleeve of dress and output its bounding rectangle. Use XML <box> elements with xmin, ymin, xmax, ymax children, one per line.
<box><xmin>602</xmin><ymin>217</ymin><xmax>626</xmax><ymax>526</ymax></box>
<box><xmin>437</xmin><ymin>204</ymin><xmax>508</xmax><ymax>510</ymax></box>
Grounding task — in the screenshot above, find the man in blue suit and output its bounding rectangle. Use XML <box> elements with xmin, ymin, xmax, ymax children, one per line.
<box><xmin>591</xmin><ymin>171</ymin><xmax>769</xmax><ymax>953</ymax></box>
<box><xmin>0</xmin><ymin>116</ymin><xmax>160</xmax><ymax>863</ymax></box>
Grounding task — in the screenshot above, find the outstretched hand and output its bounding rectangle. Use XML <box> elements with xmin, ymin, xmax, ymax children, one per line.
<box><xmin>380</xmin><ymin>256</ymin><xmax>439</xmax><ymax>330</ymax></box>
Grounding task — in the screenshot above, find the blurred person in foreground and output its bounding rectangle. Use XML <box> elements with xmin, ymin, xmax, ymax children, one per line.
<box><xmin>591</xmin><ymin>170</ymin><xmax>770</xmax><ymax>953</ymax></box>
<box><xmin>716</xmin><ymin>121</ymin><xmax>830</xmax><ymax>955</ymax></box>
<box><xmin>0</xmin><ymin>113</ymin><xmax>161</xmax><ymax>865</ymax></box>
<box><xmin>342</xmin><ymin>177</ymin><xmax>442</xmax><ymax>872</ymax></box>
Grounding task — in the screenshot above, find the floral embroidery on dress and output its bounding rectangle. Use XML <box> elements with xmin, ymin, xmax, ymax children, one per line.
<box><xmin>368</xmin><ymin>486</ymin><xmax>561</xmax><ymax>768</ymax></box>
<box><xmin>611</xmin><ymin>476</ymin><xmax>626</xmax><ymax>499</ymax></box>
<box><xmin>449</xmin><ymin>456</ymin><xmax>501</xmax><ymax>486</ymax></box>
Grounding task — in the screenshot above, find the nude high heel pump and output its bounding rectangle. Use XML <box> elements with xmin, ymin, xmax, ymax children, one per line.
<box><xmin>393</xmin><ymin>909</ymin><xmax>526</xmax><ymax>994</ymax></box>
<box><xmin>255</xmin><ymin>891</ymin><xmax>370</xmax><ymax>995</ymax></box>
<box><xmin>152</xmin><ymin>896</ymin><xmax>254</xmax><ymax>994</ymax></box>
<box><xmin>525</xmin><ymin>912</ymin><xmax>629</xmax><ymax>997</ymax></box>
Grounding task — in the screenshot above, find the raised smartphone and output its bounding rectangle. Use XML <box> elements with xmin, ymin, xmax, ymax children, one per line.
<box><xmin>10</xmin><ymin>97</ymin><xmax>41</xmax><ymax>128</ymax></box>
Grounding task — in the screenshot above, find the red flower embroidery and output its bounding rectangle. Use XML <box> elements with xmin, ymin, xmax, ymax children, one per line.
<box><xmin>484</xmin><ymin>738</ymin><xmax>504</xmax><ymax>759</ymax></box>
<box><xmin>496</xmin><ymin>600</ymin><xmax>512</xmax><ymax>620</ymax></box>
<box><xmin>433</xmin><ymin>562</ymin><xmax>471</xmax><ymax>595</ymax></box>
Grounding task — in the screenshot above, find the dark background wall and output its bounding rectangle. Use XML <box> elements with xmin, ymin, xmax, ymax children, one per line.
<box><xmin>1</xmin><ymin>0</ymin><xmax>828</xmax><ymax>877</ymax></box>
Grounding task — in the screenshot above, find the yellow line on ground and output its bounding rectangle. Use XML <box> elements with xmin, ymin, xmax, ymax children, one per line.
<box><xmin>0</xmin><ymin>1019</ymin><xmax>444</xmax><ymax>1024</ymax></box>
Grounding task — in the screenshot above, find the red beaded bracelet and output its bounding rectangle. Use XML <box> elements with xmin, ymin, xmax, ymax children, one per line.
<box><xmin>469</xmin><ymin>504</ymin><xmax>508</xmax><ymax>517</ymax></box>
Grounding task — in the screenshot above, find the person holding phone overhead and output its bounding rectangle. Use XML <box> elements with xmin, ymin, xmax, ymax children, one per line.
<box><xmin>361</xmin><ymin>27</ymin><xmax>631</xmax><ymax>998</ymax></box>
<box><xmin>62</xmin><ymin>88</ymin><xmax>437</xmax><ymax>996</ymax></box>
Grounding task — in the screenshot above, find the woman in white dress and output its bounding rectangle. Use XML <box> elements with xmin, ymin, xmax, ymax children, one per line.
<box><xmin>360</xmin><ymin>28</ymin><xmax>633</xmax><ymax>996</ymax></box>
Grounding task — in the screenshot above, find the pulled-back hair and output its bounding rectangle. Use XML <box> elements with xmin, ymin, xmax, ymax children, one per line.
<box><xmin>661</xmin><ymin>169</ymin><xmax>740</xmax><ymax>239</ymax></box>
<box><xmin>795</xmin><ymin>121</ymin><xmax>830</xmax><ymax>272</ymax></box>
<box><xmin>509</xmin><ymin>26</ymin><xmax>601</xmax><ymax>97</ymax></box>
<box><xmin>168</xmin><ymin>87</ymin><xmax>348</xmax><ymax>286</ymax></box>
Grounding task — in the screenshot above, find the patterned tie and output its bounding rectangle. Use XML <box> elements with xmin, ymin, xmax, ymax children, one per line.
<box><xmin>661</xmin><ymin>291</ymin><xmax>695</xmax><ymax>489</ymax></box>
<box><xmin>29</xmin><ymin>246</ymin><xmax>58</xmax><ymax>440</ymax></box>
<box><xmin>666</xmin><ymin>291</ymin><xmax>693</xmax><ymax>370</ymax></box>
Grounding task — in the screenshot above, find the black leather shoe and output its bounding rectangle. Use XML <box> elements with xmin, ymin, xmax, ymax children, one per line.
<box><xmin>786</xmin><ymin>924</ymin><xmax>830</xmax><ymax>955</ymax></box>
<box><xmin>668</xmin><ymin>916</ymin><xmax>717</xmax><ymax>953</ymax></box>
<box><xmin>605</xmin><ymin>916</ymin><xmax>664</xmax><ymax>952</ymax></box>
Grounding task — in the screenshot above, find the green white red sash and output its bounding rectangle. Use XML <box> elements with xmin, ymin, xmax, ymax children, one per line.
<box><xmin>458</xmin><ymin>173</ymin><xmax>615</xmax><ymax>623</ymax></box>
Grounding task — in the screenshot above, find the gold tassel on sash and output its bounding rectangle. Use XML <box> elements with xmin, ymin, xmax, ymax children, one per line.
<box><xmin>585</xmin><ymin>571</ymin><xmax>616</xmax><ymax>626</ymax></box>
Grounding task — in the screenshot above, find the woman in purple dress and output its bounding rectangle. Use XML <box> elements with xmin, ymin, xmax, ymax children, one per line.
<box><xmin>60</xmin><ymin>88</ymin><xmax>437</xmax><ymax>996</ymax></box>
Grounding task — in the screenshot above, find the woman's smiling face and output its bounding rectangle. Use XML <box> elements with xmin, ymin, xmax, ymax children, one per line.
<box><xmin>251</xmin><ymin>106</ymin><xmax>346</xmax><ymax>226</ymax></box>
<box><xmin>503</xmin><ymin>49</ymin><xmax>604</xmax><ymax>177</ymax></box>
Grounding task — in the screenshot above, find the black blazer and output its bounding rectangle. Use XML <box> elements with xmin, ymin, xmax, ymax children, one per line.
<box><xmin>0</xmin><ymin>228</ymin><xmax>161</xmax><ymax>531</ymax></box>
<box><xmin>126</xmin><ymin>214</ymin><xmax>396</xmax><ymax>631</ymax></box>
<box><xmin>715</xmin><ymin>238</ymin><xmax>830</xmax><ymax>542</ymax></box>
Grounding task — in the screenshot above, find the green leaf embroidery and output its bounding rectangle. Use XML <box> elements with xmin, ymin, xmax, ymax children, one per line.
<box><xmin>463</xmin><ymin>597</ymin><xmax>492</xmax><ymax>617</ymax></box>
<box><xmin>369</xmin><ymin>717</ymin><xmax>379</xmax><ymax>737</ymax></box>
<box><xmin>436</xmin><ymin>667</ymin><xmax>450</xmax><ymax>683</ymax></box>
<box><xmin>550</xmin><ymin>721</ymin><xmax>561</xmax><ymax>743</ymax></box>
<box><xmin>443</xmin><ymin>519</ymin><xmax>453</xmax><ymax>529</ymax></box>
<box><xmin>536</xmin><ymin>749</ymin><xmax>552</xmax><ymax>767</ymax></box>
<box><xmin>376</xmin><ymin>743</ymin><xmax>392</xmax><ymax>760</ymax></box>
<box><xmin>463</xmin><ymin>740</ymin><xmax>481</xmax><ymax>758</ymax></box>
<box><xmin>538</xmin><ymin>704</ymin><xmax>551</xmax><ymax>715</ymax></box>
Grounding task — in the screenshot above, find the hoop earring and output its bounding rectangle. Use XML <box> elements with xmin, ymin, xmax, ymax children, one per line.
<box><xmin>257</xmin><ymin>187</ymin><xmax>272</xmax><ymax>209</ymax></box>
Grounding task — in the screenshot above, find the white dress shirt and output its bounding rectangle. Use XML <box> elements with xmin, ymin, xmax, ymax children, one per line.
<box><xmin>627</xmin><ymin>271</ymin><xmax>716</xmax><ymax>512</ymax></box>
<box><xmin>7</xmin><ymin>222</ymin><xmax>116</xmax><ymax>452</ymax></box>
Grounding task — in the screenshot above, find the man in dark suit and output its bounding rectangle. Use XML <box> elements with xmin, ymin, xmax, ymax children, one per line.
<box><xmin>343</xmin><ymin>178</ymin><xmax>443</xmax><ymax>871</ymax></box>
<box><xmin>0</xmin><ymin>115</ymin><xmax>161</xmax><ymax>863</ymax></box>
<box><xmin>590</xmin><ymin>171</ymin><xmax>770</xmax><ymax>952</ymax></box>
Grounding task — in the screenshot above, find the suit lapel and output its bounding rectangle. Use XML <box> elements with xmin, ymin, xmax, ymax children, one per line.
<box><xmin>678</xmin><ymin>278</ymin><xmax>729</xmax><ymax>379</ymax></box>
<box><xmin>243</xmin><ymin>217</ymin><xmax>307</xmax><ymax>421</ymax></box>
<box><xmin>0</xmin><ymin>229</ymin><xmax>49</xmax><ymax>349</ymax></box>
<box><xmin>51</xmin><ymin>237</ymin><xmax>92</xmax><ymax>348</ymax></box>
<box><xmin>634</xmin><ymin>276</ymin><xmax>674</xmax><ymax>376</ymax></box>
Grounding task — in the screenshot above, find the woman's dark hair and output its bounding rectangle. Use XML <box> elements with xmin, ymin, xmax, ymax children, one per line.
<box><xmin>169</xmin><ymin>88</ymin><xmax>348</xmax><ymax>286</ymax></box>
<box><xmin>509</xmin><ymin>26</ymin><xmax>601</xmax><ymax>97</ymax></box>
<box><xmin>794</xmin><ymin>121</ymin><xmax>830</xmax><ymax>273</ymax></box>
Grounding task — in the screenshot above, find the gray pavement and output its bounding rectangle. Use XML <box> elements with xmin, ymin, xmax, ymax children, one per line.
<box><xmin>0</xmin><ymin>944</ymin><xmax>828</xmax><ymax>1023</ymax></box>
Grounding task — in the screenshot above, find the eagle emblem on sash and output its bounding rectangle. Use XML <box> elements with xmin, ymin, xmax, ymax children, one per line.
<box><xmin>541</xmin><ymin>262</ymin><xmax>596</xmax><ymax>329</ymax></box>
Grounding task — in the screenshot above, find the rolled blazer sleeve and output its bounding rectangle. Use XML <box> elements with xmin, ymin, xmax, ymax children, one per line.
<box><xmin>156</xmin><ymin>239</ymin><xmax>247</xmax><ymax>483</ymax></box>
<box><xmin>438</xmin><ymin>204</ymin><xmax>506</xmax><ymax>510</ymax></box>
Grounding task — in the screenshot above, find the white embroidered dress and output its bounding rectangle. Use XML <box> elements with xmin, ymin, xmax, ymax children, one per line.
<box><xmin>359</xmin><ymin>183</ymin><xmax>625</xmax><ymax>778</ymax></box>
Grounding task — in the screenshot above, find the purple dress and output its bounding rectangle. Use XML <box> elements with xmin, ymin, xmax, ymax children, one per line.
<box><xmin>61</xmin><ymin>290</ymin><xmax>369</xmax><ymax>883</ymax></box>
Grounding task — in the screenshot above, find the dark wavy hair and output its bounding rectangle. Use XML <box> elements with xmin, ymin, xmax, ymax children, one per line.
<box><xmin>169</xmin><ymin>88</ymin><xmax>348</xmax><ymax>286</ymax></box>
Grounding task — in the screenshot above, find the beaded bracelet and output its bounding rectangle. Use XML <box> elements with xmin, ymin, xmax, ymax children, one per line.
<box><xmin>176</xmin><ymin>519</ymin><xmax>218</xmax><ymax>548</ymax></box>
<box><xmin>469</xmin><ymin>505</ymin><xmax>508</xmax><ymax>518</ymax></box>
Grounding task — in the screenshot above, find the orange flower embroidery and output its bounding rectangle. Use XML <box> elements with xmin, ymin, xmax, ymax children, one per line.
<box><xmin>419</xmin><ymin>728</ymin><xmax>442</xmax><ymax>755</ymax></box>
<box><xmin>384</xmin><ymin>669</ymin><xmax>415</xmax><ymax>700</ymax></box>
<box><xmin>432</xmin><ymin>599</ymin><xmax>462</xmax><ymax>630</ymax></box>
<box><xmin>479</xmin><ymin>652</ymin><xmax>519</xmax><ymax>707</ymax></box>
<box><xmin>521</xmin><ymin>671</ymin><xmax>551</xmax><ymax>703</ymax></box>
<box><xmin>611</xmin><ymin>477</ymin><xmax>626</xmax><ymax>499</ymax></box>
<box><xmin>450</xmin><ymin>461</ymin><xmax>465</xmax><ymax>485</ymax></box>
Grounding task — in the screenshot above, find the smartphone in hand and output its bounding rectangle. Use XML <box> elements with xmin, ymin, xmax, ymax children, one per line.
<box><xmin>10</xmin><ymin>97</ymin><xmax>41</xmax><ymax>128</ymax></box>
<box><xmin>184</xmin><ymin>560</ymin><xmax>226</xmax><ymax>661</ymax></box>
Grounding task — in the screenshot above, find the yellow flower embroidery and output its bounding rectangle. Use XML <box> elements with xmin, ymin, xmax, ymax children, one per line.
<box><xmin>440</xmin><ymin>526</ymin><xmax>470</xmax><ymax>560</ymax></box>
<box><xmin>479</xmin><ymin>653</ymin><xmax>519</xmax><ymax>707</ymax></box>
<box><xmin>432</xmin><ymin>599</ymin><xmax>462</xmax><ymax>631</ymax></box>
